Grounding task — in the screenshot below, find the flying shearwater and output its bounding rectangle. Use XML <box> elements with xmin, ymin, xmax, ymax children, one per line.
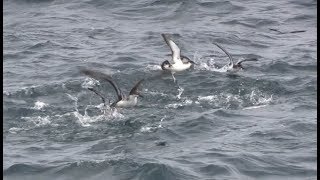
<box><xmin>161</xmin><ymin>34</ymin><xmax>195</xmax><ymax>82</ymax></box>
<box><xmin>81</xmin><ymin>69</ymin><xmax>144</xmax><ymax>108</ymax></box>
<box><xmin>212</xmin><ymin>42</ymin><xmax>258</xmax><ymax>72</ymax></box>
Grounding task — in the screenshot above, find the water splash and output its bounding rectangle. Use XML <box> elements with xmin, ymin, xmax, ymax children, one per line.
<box><xmin>81</xmin><ymin>77</ymin><xmax>100</xmax><ymax>89</ymax></box>
<box><xmin>243</xmin><ymin>90</ymin><xmax>273</xmax><ymax>109</ymax></box>
<box><xmin>66</xmin><ymin>92</ymin><xmax>124</xmax><ymax>126</ymax></box>
<box><xmin>176</xmin><ymin>86</ymin><xmax>184</xmax><ymax>99</ymax></box>
<box><xmin>72</xmin><ymin>111</ymin><xmax>103</xmax><ymax>127</ymax></box>
<box><xmin>197</xmin><ymin>89</ymin><xmax>273</xmax><ymax>109</ymax></box>
<box><xmin>145</xmin><ymin>64</ymin><xmax>162</xmax><ymax>71</ymax></box>
<box><xmin>158</xmin><ymin>115</ymin><xmax>166</xmax><ymax>128</ymax></box>
<box><xmin>195</xmin><ymin>57</ymin><xmax>229</xmax><ymax>72</ymax></box>
<box><xmin>248</xmin><ymin>90</ymin><xmax>273</xmax><ymax>105</ymax></box>
<box><xmin>140</xmin><ymin>115</ymin><xmax>166</xmax><ymax>133</ymax></box>
<box><xmin>66</xmin><ymin>93</ymin><xmax>79</xmax><ymax>112</ymax></box>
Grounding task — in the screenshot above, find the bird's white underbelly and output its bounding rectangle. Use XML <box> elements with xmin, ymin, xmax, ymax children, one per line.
<box><xmin>115</xmin><ymin>97</ymin><xmax>138</xmax><ymax>107</ymax></box>
<box><xmin>170</xmin><ymin>63</ymin><xmax>192</xmax><ymax>72</ymax></box>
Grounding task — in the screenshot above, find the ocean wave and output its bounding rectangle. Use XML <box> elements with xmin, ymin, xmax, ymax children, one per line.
<box><xmin>27</xmin><ymin>40</ymin><xmax>60</xmax><ymax>50</ymax></box>
<box><xmin>197</xmin><ymin>1</ymin><xmax>246</xmax><ymax>13</ymax></box>
<box><xmin>264</xmin><ymin>61</ymin><xmax>317</xmax><ymax>73</ymax></box>
<box><xmin>4</xmin><ymin>163</ymin><xmax>53</xmax><ymax>176</ymax></box>
<box><xmin>222</xmin><ymin>153</ymin><xmax>316</xmax><ymax>178</ymax></box>
<box><xmin>4</xmin><ymin>159</ymin><xmax>198</xmax><ymax>180</ymax></box>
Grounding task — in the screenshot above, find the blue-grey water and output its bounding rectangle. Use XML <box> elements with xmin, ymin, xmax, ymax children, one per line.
<box><xmin>3</xmin><ymin>0</ymin><xmax>317</xmax><ymax>179</ymax></box>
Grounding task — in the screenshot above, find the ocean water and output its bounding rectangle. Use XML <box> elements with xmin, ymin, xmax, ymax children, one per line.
<box><xmin>3</xmin><ymin>0</ymin><xmax>317</xmax><ymax>179</ymax></box>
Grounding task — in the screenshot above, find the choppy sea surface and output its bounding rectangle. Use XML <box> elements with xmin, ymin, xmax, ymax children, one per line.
<box><xmin>3</xmin><ymin>0</ymin><xmax>317</xmax><ymax>179</ymax></box>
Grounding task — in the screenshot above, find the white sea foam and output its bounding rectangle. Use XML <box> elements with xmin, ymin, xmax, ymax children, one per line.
<box><xmin>197</xmin><ymin>93</ymin><xmax>244</xmax><ymax>109</ymax></box>
<box><xmin>8</xmin><ymin>127</ymin><xmax>24</xmax><ymax>134</ymax></box>
<box><xmin>165</xmin><ymin>103</ymin><xmax>183</xmax><ymax>109</ymax></box>
<box><xmin>3</xmin><ymin>91</ymin><xmax>10</xmax><ymax>96</ymax></box>
<box><xmin>144</xmin><ymin>89</ymin><xmax>171</xmax><ymax>97</ymax></box>
<box><xmin>197</xmin><ymin>89</ymin><xmax>273</xmax><ymax>110</ymax></box>
<box><xmin>165</xmin><ymin>98</ymin><xmax>193</xmax><ymax>109</ymax></box>
<box><xmin>32</xmin><ymin>101</ymin><xmax>48</xmax><ymax>110</ymax></box>
<box><xmin>22</xmin><ymin>116</ymin><xmax>51</xmax><ymax>127</ymax></box>
<box><xmin>197</xmin><ymin>95</ymin><xmax>219</xmax><ymax>102</ymax></box>
<box><xmin>140</xmin><ymin>126</ymin><xmax>154</xmax><ymax>132</ymax></box>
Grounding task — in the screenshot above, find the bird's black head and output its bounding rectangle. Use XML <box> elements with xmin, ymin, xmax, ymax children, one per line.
<box><xmin>161</xmin><ymin>60</ymin><xmax>171</xmax><ymax>70</ymax></box>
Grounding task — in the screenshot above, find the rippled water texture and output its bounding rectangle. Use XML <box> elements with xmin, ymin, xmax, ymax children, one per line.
<box><xmin>3</xmin><ymin>0</ymin><xmax>317</xmax><ymax>179</ymax></box>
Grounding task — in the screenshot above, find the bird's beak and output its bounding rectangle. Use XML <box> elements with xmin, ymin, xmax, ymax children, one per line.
<box><xmin>190</xmin><ymin>60</ymin><xmax>196</xmax><ymax>65</ymax></box>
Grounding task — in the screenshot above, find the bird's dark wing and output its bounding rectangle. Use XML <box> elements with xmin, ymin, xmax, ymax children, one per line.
<box><xmin>236</xmin><ymin>58</ymin><xmax>258</xmax><ymax>65</ymax></box>
<box><xmin>87</xmin><ymin>87</ymin><xmax>106</xmax><ymax>107</ymax></box>
<box><xmin>212</xmin><ymin>42</ymin><xmax>234</xmax><ymax>66</ymax></box>
<box><xmin>129</xmin><ymin>79</ymin><xmax>144</xmax><ymax>95</ymax></box>
<box><xmin>81</xmin><ymin>69</ymin><xmax>123</xmax><ymax>101</ymax></box>
<box><xmin>162</xmin><ymin>34</ymin><xmax>181</xmax><ymax>64</ymax></box>
<box><xmin>180</xmin><ymin>55</ymin><xmax>195</xmax><ymax>64</ymax></box>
